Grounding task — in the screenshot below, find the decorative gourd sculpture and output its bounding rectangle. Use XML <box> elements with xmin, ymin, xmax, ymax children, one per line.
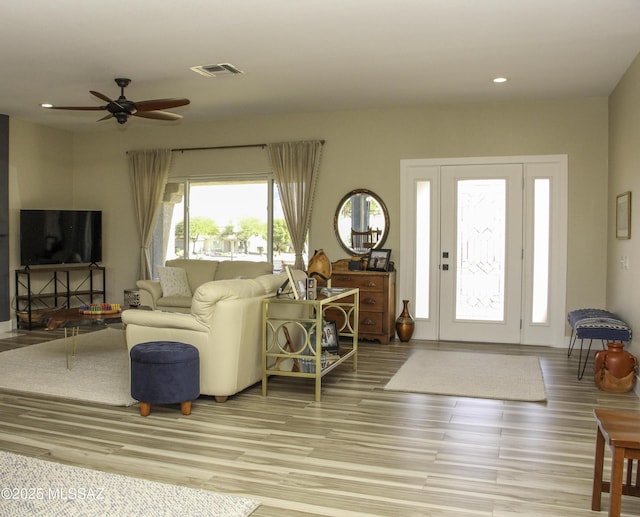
<box><xmin>307</xmin><ymin>249</ymin><xmax>332</xmax><ymax>282</ymax></box>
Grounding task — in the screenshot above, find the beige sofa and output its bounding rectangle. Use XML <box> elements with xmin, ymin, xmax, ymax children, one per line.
<box><xmin>137</xmin><ymin>259</ymin><xmax>273</xmax><ymax>313</ymax></box>
<box><xmin>122</xmin><ymin>269</ymin><xmax>307</xmax><ymax>402</ymax></box>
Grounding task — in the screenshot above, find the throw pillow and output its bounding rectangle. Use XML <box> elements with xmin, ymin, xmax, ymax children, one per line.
<box><xmin>157</xmin><ymin>266</ymin><xmax>192</xmax><ymax>297</ymax></box>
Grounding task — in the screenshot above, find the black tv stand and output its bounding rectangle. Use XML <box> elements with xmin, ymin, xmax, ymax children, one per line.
<box><xmin>15</xmin><ymin>264</ymin><xmax>106</xmax><ymax>329</ymax></box>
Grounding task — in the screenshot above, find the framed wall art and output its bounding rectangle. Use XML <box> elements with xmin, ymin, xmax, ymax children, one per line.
<box><xmin>616</xmin><ymin>191</ymin><xmax>631</xmax><ymax>240</ymax></box>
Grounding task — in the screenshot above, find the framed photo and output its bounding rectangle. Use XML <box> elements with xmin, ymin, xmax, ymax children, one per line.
<box><xmin>278</xmin><ymin>265</ymin><xmax>306</xmax><ymax>299</ymax></box>
<box><xmin>320</xmin><ymin>320</ymin><xmax>339</xmax><ymax>354</ymax></box>
<box><xmin>288</xmin><ymin>265</ymin><xmax>307</xmax><ymax>299</ymax></box>
<box><xmin>367</xmin><ymin>248</ymin><xmax>391</xmax><ymax>271</ymax></box>
<box><xmin>299</xmin><ymin>320</ymin><xmax>340</xmax><ymax>363</ymax></box>
<box><xmin>616</xmin><ymin>191</ymin><xmax>632</xmax><ymax>240</ymax></box>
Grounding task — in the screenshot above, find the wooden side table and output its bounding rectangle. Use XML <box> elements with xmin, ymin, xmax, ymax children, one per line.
<box><xmin>592</xmin><ymin>408</ymin><xmax>640</xmax><ymax>516</ymax></box>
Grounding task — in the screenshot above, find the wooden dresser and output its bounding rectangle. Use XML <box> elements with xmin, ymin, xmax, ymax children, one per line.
<box><xmin>328</xmin><ymin>270</ymin><xmax>396</xmax><ymax>344</ymax></box>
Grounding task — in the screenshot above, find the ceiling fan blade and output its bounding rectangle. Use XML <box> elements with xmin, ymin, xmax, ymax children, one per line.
<box><xmin>90</xmin><ymin>91</ymin><xmax>113</xmax><ymax>103</ymax></box>
<box><xmin>134</xmin><ymin>98</ymin><xmax>190</xmax><ymax>112</ymax></box>
<box><xmin>133</xmin><ymin>110</ymin><xmax>182</xmax><ymax>121</ymax></box>
<box><xmin>97</xmin><ymin>113</ymin><xmax>114</xmax><ymax>121</ymax></box>
<box><xmin>45</xmin><ymin>106</ymin><xmax>106</xmax><ymax>111</ymax></box>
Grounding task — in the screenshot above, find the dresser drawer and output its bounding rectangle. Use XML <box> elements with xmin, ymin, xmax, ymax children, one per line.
<box><xmin>332</xmin><ymin>273</ymin><xmax>384</xmax><ymax>292</ymax></box>
<box><xmin>327</xmin><ymin>268</ymin><xmax>395</xmax><ymax>344</ymax></box>
<box><xmin>359</xmin><ymin>291</ymin><xmax>385</xmax><ymax>312</ymax></box>
<box><xmin>324</xmin><ymin>307</ymin><xmax>384</xmax><ymax>335</ymax></box>
<box><xmin>358</xmin><ymin>312</ymin><xmax>384</xmax><ymax>334</ymax></box>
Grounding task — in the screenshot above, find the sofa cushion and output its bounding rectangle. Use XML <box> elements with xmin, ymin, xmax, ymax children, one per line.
<box><xmin>166</xmin><ymin>259</ymin><xmax>219</xmax><ymax>293</ymax></box>
<box><xmin>157</xmin><ymin>295</ymin><xmax>192</xmax><ymax>310</ymax></box>
<box><xmin>215</xmin><ymin>261</ymin><xmax>273</xmax><ymax>280</ymax></box>
<box><xmin>157</xmin><ymin>266</ymin><xmax>192</xmax><ymax>297</ymax></box>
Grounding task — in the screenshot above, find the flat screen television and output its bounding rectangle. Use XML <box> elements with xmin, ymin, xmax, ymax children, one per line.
<box><xmin>20</xmin><ymin>209</ymin><xmax>102</xmax><ymax>266</ymax></box>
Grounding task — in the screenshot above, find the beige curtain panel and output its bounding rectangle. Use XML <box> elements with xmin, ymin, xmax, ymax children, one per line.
<box><xmin>128</xmin><ymin>148</ymin><xmax>172</xmax><ymax>280</ymax></box>
<box><xmin>267</xmin><ymin>140</ymin><xmax>323</xmax><ymax>270</ymax></box>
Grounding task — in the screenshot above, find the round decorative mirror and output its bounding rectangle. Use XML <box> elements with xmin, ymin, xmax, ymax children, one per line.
<box><xmin>334</xmin><ymin>189</ymin><xmax>389</xmax><ymax>255</ymax></box>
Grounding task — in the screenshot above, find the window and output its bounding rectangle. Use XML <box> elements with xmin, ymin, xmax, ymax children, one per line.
<box><xmin>150</xmin><ymin>177</ymin><xmax>305</xmax><ymax>278</ymax></box>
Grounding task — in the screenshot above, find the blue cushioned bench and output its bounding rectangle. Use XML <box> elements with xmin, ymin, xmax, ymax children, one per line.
<box><xmin>567</xmin><ymin>309</ymin><xmax>632</xmax><ymax>380</ymax></box>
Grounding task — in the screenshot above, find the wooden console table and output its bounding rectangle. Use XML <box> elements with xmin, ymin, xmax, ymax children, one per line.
<box><xmin>262</xmin><ymin>287</ymin><xmax>359</xmax><ymax>401</ymax></box>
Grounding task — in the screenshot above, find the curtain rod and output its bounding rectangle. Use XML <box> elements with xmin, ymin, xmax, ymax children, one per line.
<box><xmin>171</xmin><ymin>140</ymin><xmax>324</xmax><ymax>153</ymax></box>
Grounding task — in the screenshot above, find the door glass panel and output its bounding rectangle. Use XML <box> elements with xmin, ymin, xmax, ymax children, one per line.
<box><xmin>415</xmin><ymin>180</ymin><xmax>430</xmax><ymax>318</ymax></box>
<box><xmin>532</xmin><ymin>179</ymin><xmax>550</xmax><ymax>323</ymax></box>
<box><xmin>455</xmin><ymin>179</ymin><xmax>506</xmax><ymax>321</ymax></box>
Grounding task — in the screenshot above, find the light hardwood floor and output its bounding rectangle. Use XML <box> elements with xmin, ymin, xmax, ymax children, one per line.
<box><xmin>1</xmin><ymin>327</ymin><xmax>640</xmax><ymax>516</ymax></box>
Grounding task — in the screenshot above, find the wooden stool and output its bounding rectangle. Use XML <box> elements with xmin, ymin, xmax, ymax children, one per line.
<box><xmin>592</xmin><ymin>409</ymin><xmax>640</xmax><ymax>516</ymax></box>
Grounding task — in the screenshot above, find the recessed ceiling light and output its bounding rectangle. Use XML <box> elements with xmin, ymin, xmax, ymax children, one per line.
<box><xmin>40</xmin><ymin>103</ymin><xmax>53</xmax><ymax>108</ymax></box>
<box><xmin>492</xmin><ymin>77</ymin><xmax>508</xmax><ymax>83</ymax></box>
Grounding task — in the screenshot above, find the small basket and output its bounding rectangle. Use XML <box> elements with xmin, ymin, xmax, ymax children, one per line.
<box><xmin>124</xmin><ymin>289</ymin><xmax>140</xmax><ymax>308</ymax></box>
<box><xmin>16</xmin><ymin>311</ymin><xmax>45</xmax><ymax>327</ymax></box>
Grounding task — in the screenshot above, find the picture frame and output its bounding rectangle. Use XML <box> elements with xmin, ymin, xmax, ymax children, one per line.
<box><xmin>616</xmin><ymin>191</ymin><xmax>632</xmax><ymax>240</ymax></box>
<box><xmin>320</xmin><ymin>319</ymin><xmax>339</xmax><ymax>354</ymax></box>
<box><xmin>367</xmin><ymin>248</ymin><xmax>391</xmax><ymax>271</ymax></box>
<box><xmin>278</xmin><ymin>265</ymin><xmax>306</xmax><ymax>299</ymax></box>
<box><xmin>298</xmin><ymin>320</ymin><xmax>340</xmax><ymax>373</ymax></box>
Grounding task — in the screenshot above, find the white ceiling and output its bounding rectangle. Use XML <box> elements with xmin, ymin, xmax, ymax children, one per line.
<box><xmin>2</xmin><ymin>0</ymin><xmax>640</xmax><ymax>132</ymax></box>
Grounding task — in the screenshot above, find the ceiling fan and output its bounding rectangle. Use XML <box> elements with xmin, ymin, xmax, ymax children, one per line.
<box><xmin>42</xmin><ymin>78</ymin><xmax>190</xmax><ymax>124</ymax></box>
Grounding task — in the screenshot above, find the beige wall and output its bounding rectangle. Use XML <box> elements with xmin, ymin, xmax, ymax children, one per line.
<box><xmin>608</xmin><ymin>51</ymin><xmax>640</xmax><ymax>359</ymax></box>
<box><xmin>6</xmin><ymin>119</ymin><xmax>74</xmax><ymax>330</ymax></box>
<box><xmin>9</xmin><ymin>97</ymin><xmax>609</xmax><ymax>339</ymax></box>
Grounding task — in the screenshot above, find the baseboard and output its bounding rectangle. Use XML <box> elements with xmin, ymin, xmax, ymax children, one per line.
<box><xmin>0</xmin><ymin>319</ymin><xmax>12</xmax><ymax>333</ymax></box>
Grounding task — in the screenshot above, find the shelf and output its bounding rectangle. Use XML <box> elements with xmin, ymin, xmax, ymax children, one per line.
<box><xmin>16</xmin><ymin>290</ymin><xmax>105</xmax><ymax>302</ymax></box>
<box><xmin>16</xmin><ymin>265</ymin><xmax>105</xmax><ymax>274</ymax></box>
<box><xmin>15</xmin><ymin>265</ymin><xmax>106</xmax><ymax>330</ymax></box>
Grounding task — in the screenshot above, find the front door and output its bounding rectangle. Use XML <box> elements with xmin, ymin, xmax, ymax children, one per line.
<box><xmin>439</xmin><ymin>164</ymin><xmax>523</xmax><ymax>343</ymax></box>
<box><xmin>399</xmin><ymin>156</ymin><xmax>567</xmax><ymax>346</ymax></box>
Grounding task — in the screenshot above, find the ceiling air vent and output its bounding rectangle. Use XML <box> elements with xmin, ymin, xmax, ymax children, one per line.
<box><xmin>190</xmin><ymin>63</ymin><xmax>244</xmax><ymax>77</ymax></box>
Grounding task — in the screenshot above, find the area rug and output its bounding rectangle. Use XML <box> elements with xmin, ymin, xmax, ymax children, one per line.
<box><xmin>384</xmin><ymin>350</ymin><xmax>547</xmax><ymax>401</ymax></box>
<box><xmin>0</xmin><ymin>451</ymin><xmax>259</xmax><ymax>516</ymax></box>
<box><xmin>0</xmin><ymin>328</ymin><xmax>136</xmax><ymax>406</ymax></box>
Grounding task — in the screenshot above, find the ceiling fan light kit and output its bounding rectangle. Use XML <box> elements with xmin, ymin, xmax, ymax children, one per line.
<box><xmin>42</xmin><ymin>78</ymin><xmax>190</xmax><ymax>124</ymax></box>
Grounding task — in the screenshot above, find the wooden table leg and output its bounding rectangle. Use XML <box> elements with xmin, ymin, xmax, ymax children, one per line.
<box><xmin>609</xmin><ymin>446</ymin><xmax>626</xmax><ymax>517</ymax></box>
<box><xmin>139</xmin><ymin>402</ymin><xmax>151</xmax><ymax>417</ymax></box>
<box><xmin>592</xmin><ymin>425</ymin><xmax>605</xmax><ymax>511</ymax></box>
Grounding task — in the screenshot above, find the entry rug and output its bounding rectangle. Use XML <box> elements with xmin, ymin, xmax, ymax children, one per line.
<box><xmin>384</xmin><ymin>350</ymin><xmax>547</xmax><ymax>401</ymax></box>
<box><xmin>0</xmin><ymin>451</ymin><xmax>260</xmax><ymax>517</ymax></box>
<box><xmin>0</xmin><ymin>328</ymin><xmax>136</xmax><ymax>406</ymax></box>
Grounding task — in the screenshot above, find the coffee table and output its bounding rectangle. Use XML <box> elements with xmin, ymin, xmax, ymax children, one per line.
<box><xmin>41</xmin><ymin>307</ymin><xmax>123</xmax><ymax>369</ymax></box>
<box><xmin>42</xmin><ymin>307</ymin><xmax>122</xmax><ymax>331</ymax></box>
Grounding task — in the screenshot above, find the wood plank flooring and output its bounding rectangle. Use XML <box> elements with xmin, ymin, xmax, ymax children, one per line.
<box><xmin>1</xmin><ymin>327</ymin><xmax>640</xmax><ymax>516</ymax></box>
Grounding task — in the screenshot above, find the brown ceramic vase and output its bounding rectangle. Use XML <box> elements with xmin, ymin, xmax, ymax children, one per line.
<box><xmin>395</xmin><ymin>299</ymin><xmax>415</xmax><ymax>342</ymax></box>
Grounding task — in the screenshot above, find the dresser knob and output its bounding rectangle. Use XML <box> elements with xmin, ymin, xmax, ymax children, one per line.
<box><xmin>366</xmin><ymin>282</ymin><xmax>377</xmax><ymax>287</ymax></box>
<box><xmin>363</xmin><ymin>298</ymin><xmax>376</xmax><ymax>305</ymax></box>
<box><xmin>363</xmin><ymin>319</ymin><xmax>376</xmax><ymax>326</ymax></box>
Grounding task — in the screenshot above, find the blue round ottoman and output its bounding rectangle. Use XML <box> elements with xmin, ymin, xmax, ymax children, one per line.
<box><xmin>130</xmin><ymin>341</ymin><xmax>200</xmax><ymax>417</ymax></box>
